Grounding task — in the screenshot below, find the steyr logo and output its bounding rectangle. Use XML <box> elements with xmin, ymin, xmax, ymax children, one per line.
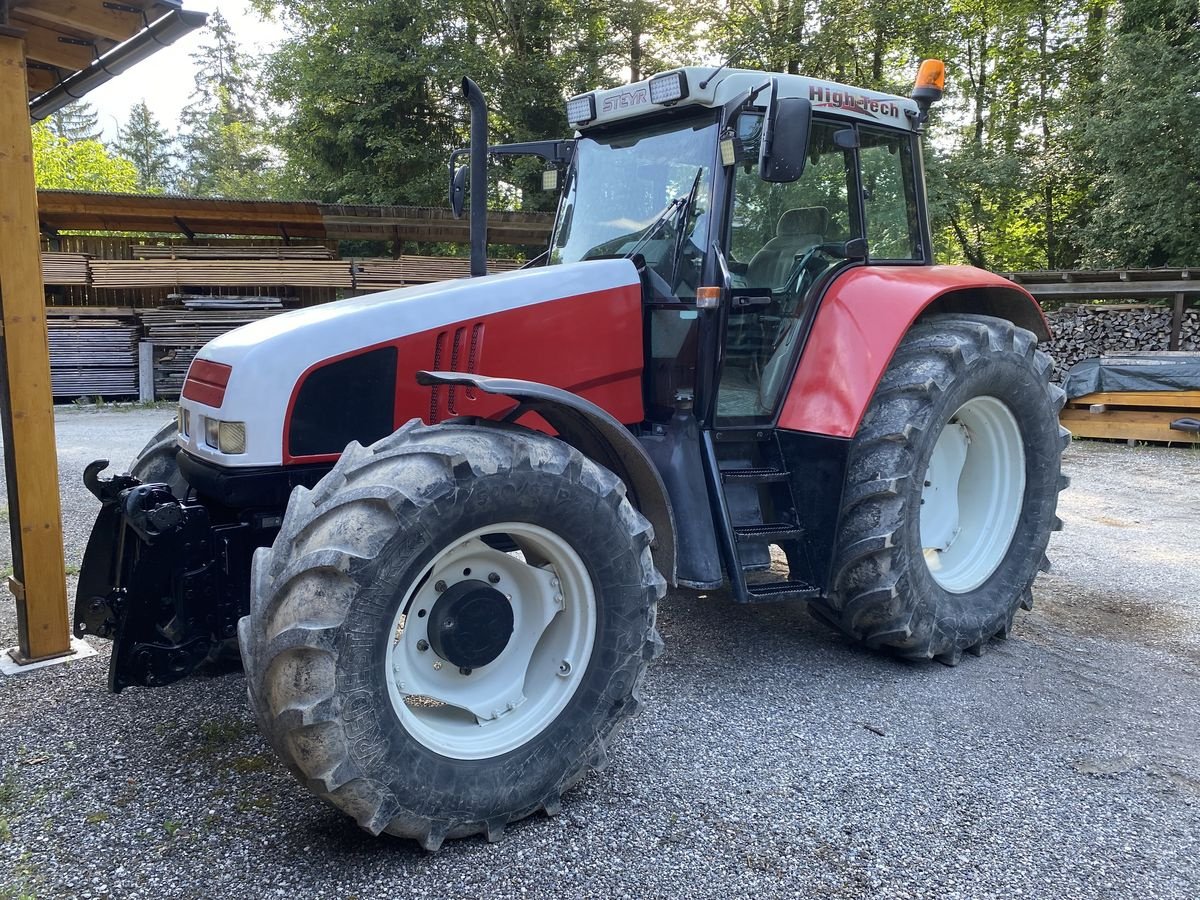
<box><xmin>602</xmin><ymin>87</ymin><xmax>650</xmax><ymax>114</ymax></box>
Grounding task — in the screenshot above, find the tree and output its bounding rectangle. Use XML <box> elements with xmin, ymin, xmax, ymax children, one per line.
<box><xmin>30</xmin><ymin>122</ymin><xmax>138</xmax><ymax>192</ymax></box>
<box><xmin>114</xmin><ymin>101</ymin><xmax>177</xmax><ymax>193</ymax></box>
<box><xmin>46</xmin><ymin>101</ymin><xmax>101</xmax><ymax>142</ymax></box>
<box><xmin>1076</xmin><ymin>0</ymin><xmax>1200</xmax><ymax>266</ymax></box>
<box><xmin>178</xmin><ymin>9</ymin><xmax>281</xmax><ymax>197</ymax></box>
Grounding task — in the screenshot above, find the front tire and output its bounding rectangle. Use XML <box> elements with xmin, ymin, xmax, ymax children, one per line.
<box><xmin>239</xmin><ymin>420</ymin><xmax>665</xmax><ymax>849</ymax></box>
<box><xmin>129</xmin><ymin>419</ymin><xmax>188</xmax><ymax>496</ymax></box>
<box><xmin>811</xmin><ymin>314</ymin><xmax>1069</xmax><ymax>663</ymax></box>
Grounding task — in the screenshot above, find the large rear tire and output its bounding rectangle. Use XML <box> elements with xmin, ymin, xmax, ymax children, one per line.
<box><xmin>811</xmin><ymin>314</ymin><xmax>1069</xmax><ymax>663</ymax></box>
<box><xmin>239</xmin><ymin>420</ymin><xmax>665</xmax><ymax>849</ymax></box>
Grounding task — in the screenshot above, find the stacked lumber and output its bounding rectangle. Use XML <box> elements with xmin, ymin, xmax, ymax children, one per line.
<box><xmin>41</xmin><ymin>252</ymin><xmax>90</xmax><ymax>286</ymax></box>
<box><xmin>351</xmin><ymin>256</ymin><xmax>522</xmax><ymax>290</ymax></box>
<box><xmin>46</xmin><ymin>317</ymin><xmax>139</xmax><ymax>398</ymax></box>
<box><xmin>142</xmin><ymin>307</ymin><xmax>284</xmax><ymax>397</ymax></box>
<box><xmin>90</xmin><ymin>259</ymin><xmax>354</xmax><ymax>289</ymax></box>
<box><xmin>133</xmin><ymin>244</ymin><xmax>332</xmax><ymax>260</ymax></box>
<box><xmin>1061</xmin><ymin>390</ymin><xmax>1200</xmax><ymax>444</ymax></box>
<box><xmin>168</xmin><ymin>294</ymin><xmax>286</xmax><ymax>309</ymax></box>
<box><xmin>1044</xmin><ymin>306</ymin><xmax>1200</xmax><ymax>381</ymax></box>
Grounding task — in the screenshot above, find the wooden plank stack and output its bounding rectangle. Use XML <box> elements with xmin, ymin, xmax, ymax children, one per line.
<box><xmin>40</xmin><ymin>252</ymin><xmax>89</xmax><ymax>286</ymax></box>
<box><xmin>1061</xmin><ymin>390</ymin><xmax>1200</xmax><ymax>444</ymax></box>
<box><xmin>90</xmin><ymin>259</ymin><xmax>355</xmax><ymax>289</ymax></box>
<box><xmin>351</xmin><ymin>256</ymin><xmax>521</xmax><ymax>290</ymax></box>
<box><xmin>133</xmin><ymin>244</ymin><xmax>332</xmax><ymax>260</ymax></box>
<box><xmin>45</xmin><ymin>316</ymin><xmax>139</xmax><ymax>398</ymax></box>
<box><xmin>141</xmin><ymin>307</ymin><xmax>284</xmax><ymax>397</ymax></box>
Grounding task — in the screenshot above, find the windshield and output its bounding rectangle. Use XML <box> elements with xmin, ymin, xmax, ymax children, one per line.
<box><xmin>549</xmin><ymin>115</ymin><xmax>717</xmax><ymax>297</ymax></box>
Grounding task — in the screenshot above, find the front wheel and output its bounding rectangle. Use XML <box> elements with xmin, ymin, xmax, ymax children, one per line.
<box><xmin>811</xmin><ymin>314</ymin><xmax>1069</xmax><ymax>663</ymax></box>
<box><xmin>239</xmin><ymin>420</ymin><xmax>664</xmax><ymax>849</ymax></box>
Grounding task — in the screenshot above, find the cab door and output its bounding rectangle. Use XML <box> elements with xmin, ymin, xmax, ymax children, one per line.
<box><xmin>709</xmin><ymin>119</ymin><xmax>926</xmax><ymax>428</ymax></box>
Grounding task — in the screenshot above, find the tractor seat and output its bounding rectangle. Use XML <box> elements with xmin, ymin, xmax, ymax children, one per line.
<box><xmin>745</xmin><ymin>206</ymin><xmax>829</xmax><ymax>289</ymax></box>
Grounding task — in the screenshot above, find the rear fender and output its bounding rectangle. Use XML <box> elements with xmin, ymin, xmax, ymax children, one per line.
<box><xmin>778</xmin><ymin>265</ymin><xmax>1048</xmax><ymax>437</ymax></box>
<box><xmin>417</xmin><ymin>371</ymin><xmax>677</xmax><ymax>585</ymax></box>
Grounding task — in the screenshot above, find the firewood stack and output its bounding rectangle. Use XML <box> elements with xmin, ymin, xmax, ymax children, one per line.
<box><xmin>1042</xmin><ymin>305</ymin><xmax>1200</xmax><ymax>382</ymax></box>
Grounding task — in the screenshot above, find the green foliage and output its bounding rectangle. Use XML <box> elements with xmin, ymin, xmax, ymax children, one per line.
<box><xmin>178</xmin><ymin>10</ymin><xmax>284</xmax><ymax>198</ymax></box>
<box><xmin>1076</xmin><ymin>0</ymin><xmax>1200</xmax><ymax>265</ymax></box>
<box><xmin>114</xmin><ymin>101</ymin><xmax>177</xmax><ymax>193</ymax></box>
<box><xmin>46</xmin><ymin>101</ymin><xmax>101</xmax><ymax>143</ymax></box>
<box><xmin>33</xmin><ymin>0</ymin><xmax>1200</xmax><ymax>268</ymax></box>
<box><xmin>31</xmin><ymin>123</ymin><xmax>138</xmax><ymax>193</ymax></box>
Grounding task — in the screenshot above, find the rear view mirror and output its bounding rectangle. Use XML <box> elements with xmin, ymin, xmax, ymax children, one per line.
<box><xmin>449</xmin><ymin>166</ymin><xmax>469</xmax><ymax>218</ymax></box>
<box><xmin>759</xmin><ymin>88</ymin><xmax>812</xmax><ymax>183</ymax></box>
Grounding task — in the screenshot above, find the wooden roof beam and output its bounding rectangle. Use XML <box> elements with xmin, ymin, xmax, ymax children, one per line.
<box><xmin>13</xmin><ymin>18</ymin><xmax>115</xmax><ymax>70</ymax></box>
<box><xmin>12</xmin><ymin>0</ymin><xmax>145</xmax><ymax>43</ymax></box>
<box><xmin>25</xmin><ymin>63</ymin><xmax>62</xmax><ymax>95</ymax></box>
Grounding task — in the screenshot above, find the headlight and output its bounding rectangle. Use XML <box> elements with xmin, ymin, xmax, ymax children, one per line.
<box><xmin>218</xmin><ymin>421</ymin><xmax>246</xmax><ymax>454</ymax></box>
<box><xmin>204</xmin><ymin>417</ymin><xmax>246</xmax><ymax>454</ymax></box>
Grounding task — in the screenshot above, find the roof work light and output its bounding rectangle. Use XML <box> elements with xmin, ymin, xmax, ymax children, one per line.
<box><xmin>649</xmin><ymin>71</ymin><xmax>689</xmax><ymax>105</ymax></box>
<box><xmin>566</xmin><ymin>93</ymin><xmax>596</xmax><ymax>127</ymax></box>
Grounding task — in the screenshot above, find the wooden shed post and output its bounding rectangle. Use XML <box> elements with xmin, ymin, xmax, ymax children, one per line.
<box><xmin>0</xmin><ymin>29</ymin><xmax>71</xmax><ymax>663</ymax></box>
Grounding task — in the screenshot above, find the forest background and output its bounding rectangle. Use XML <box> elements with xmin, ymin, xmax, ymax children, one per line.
<box><xmin>30</xmin><ymin>0</ymin><xmax>1200</xmax><ymax>270</ymax></box>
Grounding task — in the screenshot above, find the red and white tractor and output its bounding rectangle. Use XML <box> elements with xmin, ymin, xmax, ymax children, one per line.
<box><xmin>76</xmin><ymin>61</ymin><xmax>1067</xmax><ymax>849</ymax></box>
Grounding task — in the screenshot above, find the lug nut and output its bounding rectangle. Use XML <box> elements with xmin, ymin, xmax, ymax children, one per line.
<box><xmin>459</xmin><ymin>666</ymin><xmax>472</xmax><ymax>676</ymax></box>
<box><xmin>433</xmin><ymin>661</ymin><xmax>442</xmax><ymax>670</ymax></box>
<box><xmin>417</xmin><ymin>639</ymin><xmax>429</xmax><ymax>652</ymax></box>
<box><xmin>488</xmin><ymin>572</ymin><xmax>500</xmax><ymax>584</ymax></box>
<box><xmin>435</xmin><ymin>580</ymin><xmax>447</xmax><ymax>593</ymax></box>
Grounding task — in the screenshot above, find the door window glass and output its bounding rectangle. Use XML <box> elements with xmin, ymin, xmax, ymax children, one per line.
<box><xmin>859</xmin><ymin>128</ymin><xmax>922</xmax><ymax>260</ymax></box>
<box><xmin>716</xmin><ymin>120</ymin><xmax>858</xmax><ymax>424</ymax></box>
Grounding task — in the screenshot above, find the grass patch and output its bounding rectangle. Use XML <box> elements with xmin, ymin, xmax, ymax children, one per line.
<box><xmin>163</xmin><ymin>820</ymin><xmax>181</xmax><ymax>837</ymax></box>
<box><xmin>0</xmin><ymin>817</ymin><xmax>11</xmax><ymax>842</ymax></box>
<box><xmin>0</xmin><ymin>771</ymin><xmax>17</xmax><ymax>805</ymax></box>
<box><xmin>229</xmin><ymin>754</ymin><xmax>271</xmax><ymax>774</ymax></box>
<box><xmin>236</xmin><ymin>795</ymin><xmax>274</xmax><ymax>813</ymax></box>
<box><xmin>197</xmin><ymin>717</ymin><xmax>254</xmax><ymax>752</ymax></box>
<box><xmin>84</xmin><ymin>811</ymin><xmax>108</xmax><ymax>825</ymax></box>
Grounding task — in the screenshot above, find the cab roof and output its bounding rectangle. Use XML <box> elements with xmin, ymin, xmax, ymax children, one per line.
<box><xmin>576</xmin><ymin>67</ymin><xmax>920</xmax><ymax>133</ymax></box>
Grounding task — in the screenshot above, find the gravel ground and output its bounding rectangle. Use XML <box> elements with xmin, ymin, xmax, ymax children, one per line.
<box><xmin>1</xmin><ymin>406</ymin><xmax>1198</xmax><ymax>899</ymax></box>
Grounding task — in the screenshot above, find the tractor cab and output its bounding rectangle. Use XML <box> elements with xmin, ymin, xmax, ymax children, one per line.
<box><xmin>450</xmin><ymin>68</ymin><xmax>936</xmax><ymax>599</ymax></box>
<box><xmin>491</xmin><ymin>68</ymin><xmax>930</xmax><ymax>429</ymax></box>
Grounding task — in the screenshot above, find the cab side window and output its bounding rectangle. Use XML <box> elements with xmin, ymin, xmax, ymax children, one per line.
<box><xmin>729</xmin><ymin>121</ymin><xmax>858</xmax><ymax>290</ymax></box>
<box><xmin>859</xmin><ymin>128</ymin><xmax>922</xmax><ymax>260</ymax></box>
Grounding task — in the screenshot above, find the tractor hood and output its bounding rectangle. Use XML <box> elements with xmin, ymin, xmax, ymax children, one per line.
<box><xmin>175</xmin><ymin>258</ymin><xmax>645</xmax><ymax>468</ymax></box>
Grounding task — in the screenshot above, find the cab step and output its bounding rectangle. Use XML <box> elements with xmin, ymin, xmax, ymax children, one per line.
<box><xmin>719</xmin><ymin>466</ymin><xmax>788</xmax><ymax>484</ymax></box>
<box><xmin>745</xmin><ymin>580</ymin><xmax>820</xmax><ymax>602</ymax></box>
<box><xmin>733</xmin><ymin>523</ymin><xmax>804</xmax><ymax>543</ymax></box>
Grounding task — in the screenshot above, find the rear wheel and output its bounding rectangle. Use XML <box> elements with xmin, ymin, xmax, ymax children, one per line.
<box><xmin>811</xmin><ymin>314</ymin><xmax>1069</xmax><ymax>663</ymax></box>
<box><xmin>239</xmin><ymin>420</ymin><xmax>664</xmax><ymax>848</ymax></box>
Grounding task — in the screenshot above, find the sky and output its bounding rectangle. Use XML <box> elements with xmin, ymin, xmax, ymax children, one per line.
<box><xmin>87</xmin><ymin>0</ymin><xmax>285</xmax><ymax>142</ymax></box>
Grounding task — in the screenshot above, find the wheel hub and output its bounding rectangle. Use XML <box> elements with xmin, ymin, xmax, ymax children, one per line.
<box><xmin>427</xmin><ymin>580</ymin><xmax>514</xmax><ymax>669</ymax></box>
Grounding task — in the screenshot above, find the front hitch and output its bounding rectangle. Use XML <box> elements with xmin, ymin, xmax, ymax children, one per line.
<box><xmin>75</xmin><ymin>460</ymin><xmax>248</xmax><ymax>692</ymax></box>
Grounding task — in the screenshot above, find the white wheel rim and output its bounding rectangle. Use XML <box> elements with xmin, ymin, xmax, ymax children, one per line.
<box><xmin>385</xmin><ymin>522</ymin><xmax>596</xmax><ymax>760</ymax></box>
<box><xmin>920</xmin><ymin>396</ymin><xmax>1026</xmax><ymax>593</ymax></box>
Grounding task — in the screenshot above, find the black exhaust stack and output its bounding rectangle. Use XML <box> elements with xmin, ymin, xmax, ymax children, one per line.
<box><xmin>462</xmin><ymin>77</ymin><xmax>488</xmax><ymax>277</ymax></box>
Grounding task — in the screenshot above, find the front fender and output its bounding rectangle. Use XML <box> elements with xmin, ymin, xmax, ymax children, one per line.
<box><xmin>417</xmin><ymin>371</ymin><xmax>677</xmax><ymax>585</ymax></box>
<box><xmin>778</xmin><ymin>265</ymin><xmax>1048</xmax><ymax>437</ymax></box>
